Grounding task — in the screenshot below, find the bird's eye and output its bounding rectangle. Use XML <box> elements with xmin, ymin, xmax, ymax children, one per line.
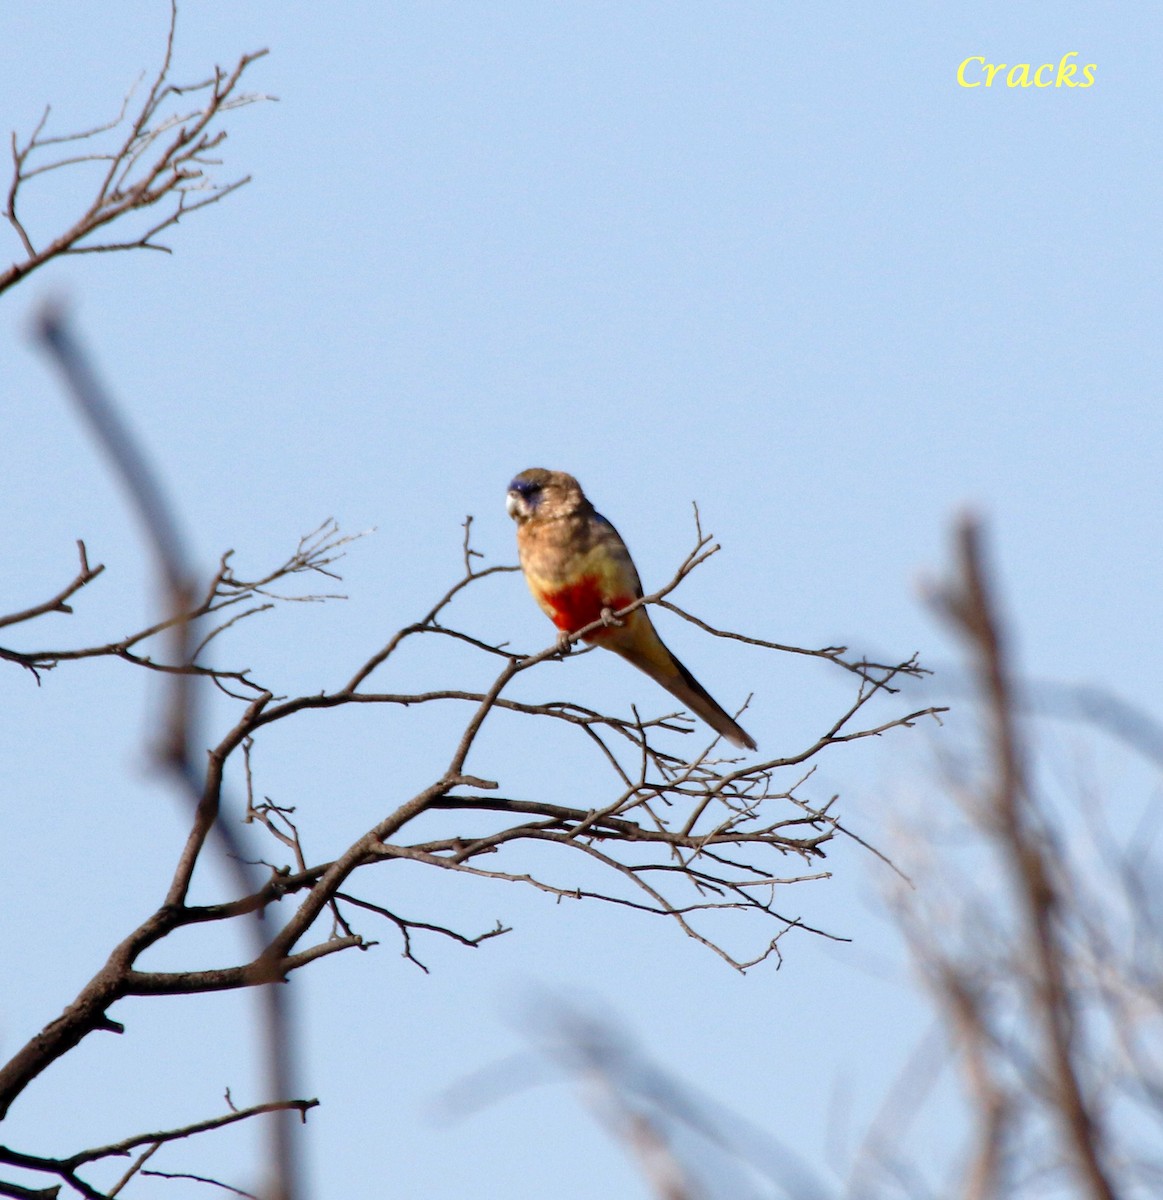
<box><xmin>511</xmin><ymin>479</ymin><xmax>541</xmax><ymax>498</ymax></box>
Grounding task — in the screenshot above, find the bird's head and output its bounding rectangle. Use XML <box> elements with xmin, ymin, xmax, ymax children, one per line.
<box><xmin>506</xmin><ymin>468</ymin><xmax>587</xmax><ymax>523</ymax></box>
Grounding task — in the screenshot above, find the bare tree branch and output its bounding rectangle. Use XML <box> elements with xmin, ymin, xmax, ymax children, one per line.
<box><xmin>0</xmin><ymin>541</ymin><xmax>104</xmax><ymax>632</ymax></box>
<box><xmin>7</xmin><ymin>293</ymin><xmax>937</xmax><ymax>1197</ymax></box>
<box><xmin>0</xmin><ymin>1100</ymin><xmax>315</xmax><ymax>1200</ymax></box>
<box><xmin>1</xmin><ymin>2</ymin><xmax>270</xmax><ymax>297</ymax></box>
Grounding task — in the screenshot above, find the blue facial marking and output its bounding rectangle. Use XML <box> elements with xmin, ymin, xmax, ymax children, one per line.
<box><xmin>509</xmin><ymin>477</ymin><xmax>541</xmax><ymax>500</ymax></box>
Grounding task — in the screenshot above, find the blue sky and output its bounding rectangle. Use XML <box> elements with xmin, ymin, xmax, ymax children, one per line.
<box><xmin>2</xmin><ymin>4</ymin><xmax>1160</xmax><ymax>1197</ymax></box>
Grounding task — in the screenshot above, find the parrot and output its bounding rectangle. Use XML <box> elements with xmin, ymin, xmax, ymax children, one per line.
<box><xmin>506</xmin><ymin>468</ymin><xmax>756</xmax><ymax>751</ymax></box>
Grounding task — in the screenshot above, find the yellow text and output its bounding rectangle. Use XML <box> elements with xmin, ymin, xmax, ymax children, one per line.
<box><xmin>957</xmin><ymin>52</ymin><xmax>1096</xmax><ymax>89</ymax></box>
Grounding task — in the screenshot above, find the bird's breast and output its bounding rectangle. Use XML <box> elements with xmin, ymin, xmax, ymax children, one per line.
<box><xmin>518</xmin><ymin>513</ymin><xmax>639</xmax><ymax>638</ymax></box>
<box><xmin>537</xmin><ymin>575</ymin><xmax>635</xmax><ymax>639</ymax></box>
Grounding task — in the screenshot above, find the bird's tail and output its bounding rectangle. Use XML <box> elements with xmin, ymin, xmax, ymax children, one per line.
<box><xmin>610</xmin><ymin>618</ymin><xmax>757</xmax><ymax>751</ymax></box>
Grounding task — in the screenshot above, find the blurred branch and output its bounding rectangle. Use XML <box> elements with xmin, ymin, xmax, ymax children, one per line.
<box><xmin>1</xmin><ymin>2</ymin><xmax>270</xmax><ymax>297</ymax></box>
<box><xmin>448</xmin><ymin>1004</ymin><xmax>831</xmax><ymax>1200</ymax></box>
<box><xmin>881</xmin><ymin>514</ymin><xmax>1148</xmax><ymax>1200</ymax></box>
<box><xmin>17</xmin><ymin>307</ymin><xmax>305</xmax><ymax>1200</ymax></box>
<box><xmin>934</xmin><ymin>516</ymin><xmax>1115</xmax><ymax>1200</ymax></box>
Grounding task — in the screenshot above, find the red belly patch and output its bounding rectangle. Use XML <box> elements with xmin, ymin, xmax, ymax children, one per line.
<box><xmin>544</xmin><ymin>577</ymin><xmax>633</xmax><ymax>640</ymax></box>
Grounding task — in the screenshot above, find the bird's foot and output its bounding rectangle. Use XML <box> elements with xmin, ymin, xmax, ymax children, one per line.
<box><xmin>555</xmin><ymin>631</ymin><xmax>573</xmax><ymax>655</ymax></box>
<box><xmin>599</xmin><ymin>606</ymin><xmax>624</xmax><ymax>628</ymax></box>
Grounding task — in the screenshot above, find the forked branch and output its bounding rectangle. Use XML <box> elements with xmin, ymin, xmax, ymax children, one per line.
<box><xmin>1</xmin><ymin>2</ymin><xmax>270</xmax><ymax>297</ymax></box>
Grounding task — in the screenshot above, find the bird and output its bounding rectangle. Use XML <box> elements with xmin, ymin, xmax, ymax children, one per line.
<box><xmin>506</xmin><ymin>468</ymin><xmax>757</xmax><ymax>751</ymax></box>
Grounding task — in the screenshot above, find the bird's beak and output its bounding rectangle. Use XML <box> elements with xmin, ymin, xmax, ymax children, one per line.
<box><xmin>505</xmin><ymin>490</ymin><xmax>525</xmax><ymax>520</ymax></box>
